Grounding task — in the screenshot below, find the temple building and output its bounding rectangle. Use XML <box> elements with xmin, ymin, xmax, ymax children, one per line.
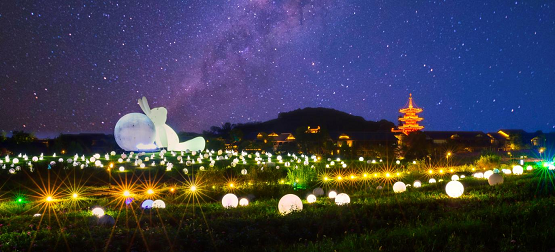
<box><xmin>392</xmin><ymin>93</ymin><xmax>424</xmax><ymax>135</ymax></box>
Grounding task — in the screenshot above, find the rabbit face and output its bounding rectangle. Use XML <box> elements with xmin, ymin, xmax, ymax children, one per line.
<box><xmin>148</xmin><ymin>107</ymin><xmax>167</xmax><ymax>125</ymax></box>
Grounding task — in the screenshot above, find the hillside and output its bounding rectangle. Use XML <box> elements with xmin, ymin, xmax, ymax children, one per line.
<box><xmin>232</xmin><ymin>107</ymin><xmax>395</xmax><ymax>134</ymax></box>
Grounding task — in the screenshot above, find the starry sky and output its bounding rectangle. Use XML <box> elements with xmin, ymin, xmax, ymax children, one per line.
<box><xmin>1</xmin><ymin>0</ymin><xmax>554</xmax><ymax>138</ymax></box>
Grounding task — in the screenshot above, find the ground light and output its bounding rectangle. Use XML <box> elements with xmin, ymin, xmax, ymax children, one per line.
<box><xmin>123</xmin><ymin>190</ymin><xmax>131</xmax><ymax>197</ymax></box>
<box><xmin>239</xmin><ymin>198</ymin><xmax>249</xmax><ymax>206</ymax></box>
<box><xmin>91</xmin><ymin>207</ymin><xmax>105</xmax><ymax>217</ymax></box>
<box><xmin>307</xmin><ymin>194</ymin><xmax>317</xmax><ymax>203</ymax></box>
<box><xmin>72</xmin><ymin>193</ymin><xmax>78</xmax><ymax>199</ymax></box>
<box><xmin>445</xmin><ymin>181</ymin><xmax>464</xmax><ymax>198</ymax></box>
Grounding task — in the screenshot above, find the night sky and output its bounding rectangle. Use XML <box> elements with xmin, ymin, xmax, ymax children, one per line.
<box><xmin>1</xmin><ymin>0</ymin><xmax>554</xmax><ymax>138</ymax></box>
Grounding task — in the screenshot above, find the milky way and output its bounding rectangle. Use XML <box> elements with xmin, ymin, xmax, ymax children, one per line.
<box><xmin>0</xmin><ymin>0</ymin><xmax>554</xmax><ymax>137</ymax></box>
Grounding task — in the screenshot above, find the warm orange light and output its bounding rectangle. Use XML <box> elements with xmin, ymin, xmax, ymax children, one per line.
<box><xmin>45</xmin><ymin>196</ymin><xmax>53</xmax><ymax>202</ymax></box>
<box><xmin>170</xmin><ymin>187</ymin><xmax>175</xmax><ymax>192</ymax></box>
<box><xmin>123</xmin><ymin>190</ymin><xmax>131</xmax><ymax>197</ymax></box>
<box><xmin>190</xmin><ymin>185</ymin><xmax>197</xmax><ymax>192</ymax></box>
<box><xmin>350</xmin><ymin>175</ymin><xmax>355</xmax><ymax>179</ymax></box>
<box><xmin>428</xmin><ymin>169</ymin><xmax>433</xmax><ymax>174</ymax></box>
<box><xmin>363</xmin><ymin>173</ymin><xmax>368</xmax><ymax>178</ymax></box>
<box><xmin>439</xmin><ymin>169</ymin><xmax>444</xmax><ymax>174</ymax></box>
<box><xmin>72</xmin><ymin>193</ymin><xmax>78</xmax><ymax>199</ymax></box>
<box><xmin>391</xmin><ymin>94</ymin><xmax>424</xmax><ymax>135</ymax></box>
<box><xmin>337</xmin><ymin>176</ymin><xmax>342</xmax><ymax>181</ymax></box>
<box><xmin>146</xmin><ymin>189</ymin><xmax>154</xmax><ymax>195</ymax></box>
<box><xmin>229</xmin><ymin>183</ymin><xmax>234</xmax><ymax>188</ymax></box>
<box><xmin>386</xmin><ymin>173</ymin><xmax>391</xmax><ymax>178</ymax></box>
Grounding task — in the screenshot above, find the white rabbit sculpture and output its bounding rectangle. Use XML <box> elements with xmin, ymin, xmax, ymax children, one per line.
<box><xmin>138</xmin><ymin>97</ymin><xmax>205</xmax><ymax>151</ymax></box>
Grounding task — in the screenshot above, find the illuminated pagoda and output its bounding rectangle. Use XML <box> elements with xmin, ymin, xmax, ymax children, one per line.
<box><xmin>392</xmin><ymin>93</ymin><xmax>424</xmax><ymax>135</ymax></box>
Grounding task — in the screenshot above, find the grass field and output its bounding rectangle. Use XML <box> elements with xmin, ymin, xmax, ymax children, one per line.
<box><xmin>0</xmin><ymin>151</ymin><xmax>554</xmax><ymax>251</ymax></box>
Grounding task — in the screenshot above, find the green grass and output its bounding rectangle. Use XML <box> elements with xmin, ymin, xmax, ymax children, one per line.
<box><xmin>0</xmin><ymin>172</ymin><xmax>554</xmax><ymax>251</ymax></box>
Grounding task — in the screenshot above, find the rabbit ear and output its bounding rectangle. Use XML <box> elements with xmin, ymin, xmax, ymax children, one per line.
<box><xmin>142</xmin><ymin>97</ymin><xmax>151</xmax><ymax>114</ymax></box>
<box><xmin>138</xmin><ymin>98</ymin><xmax>145</xmax><ymax>113</ymax></box>
<box><xmin>139</xmin><ymin>97</ymin><xmax>150</xmax><ymax>115</ymax></box>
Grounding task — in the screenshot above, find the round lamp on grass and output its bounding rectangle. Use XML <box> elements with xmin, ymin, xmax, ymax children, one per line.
<box><xmin>222</xmin><ymin>193</ymin><xmax>239</xmax><ymax>209</ymax></box>
<box><xmin>313</xmin><ymin>187</ymin><xmax>324</xmax><ymax>196</ymax></box>
<box><xmin>91</xmin><ymin>207</ymin><xmax>105</xmax><ymax>217</ymax></box>
<box><xmin>445</xmin><ymin>181</ymin><xmax>464</xmax><ymax>198</ymax></box>
<box><xmin>239</xmin><ymin>198</ymin><xmax>249</xmax><ymax>206</ymax></box>
<box><xmin>152</xmin><ymin>199</ymin><xmax>166</xmax><ymax>209</ymax></box>
<box><xmin>307</xmin><ymin>194</ymin><xmax>317</xmax><ymax>203</ymax></box>
<box><xmin>278</xmin><ymin>194</ymin><xmax>303</xmax><ymax>215</ymax></box>
<box><xmin>488</xmin><ymin>173</ymin><xmax>504</xmax><ymax>186</ymax></box>
<box><xmin>484</xmin><ymin>170</ymin><xmax>493</xmax><ymax>179</ymax></box>
<box><xmin>512</xmin><ymin>165</ymin><xmax>523</xmax><ymax>175</ymax></box>
<box><xmin>413</xmin><ymin>180</ymin><xmax>421</xmax><ymax>188</ymax></box>
<box><xmin>141</xmin><ymin>200</ymin><xmax>153</xmax><ymax>209</ymax></box>
<box><xmin>334</xmin><ymin>193</ymin><xmax>350</xmax><ymax>205</ymax></box>
<box><xmin>393</xmin><ymin>182</ymin><xmax>406</xmax><ymax>193</ymax></box>
<box><xmin>328</xmin><ymin>191</ymin><xmax>337</xmax><ymax>199</ymax></box>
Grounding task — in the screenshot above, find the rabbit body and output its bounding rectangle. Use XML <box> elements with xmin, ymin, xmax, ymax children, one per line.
<box><xmin>138</xmin><ymin>97</ymin><xmax>205</xmax><ymax>151</ymax></box>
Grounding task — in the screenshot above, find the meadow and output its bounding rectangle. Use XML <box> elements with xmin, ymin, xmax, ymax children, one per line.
<box><xmin>0</xmin><ymin>150</ymin><xmax>553</xmax><ymax>251</ymax></box>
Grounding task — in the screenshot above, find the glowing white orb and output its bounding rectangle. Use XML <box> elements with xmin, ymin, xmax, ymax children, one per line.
<box><xmin>334</xmin><ymin>193</ymin><xmax>350</xmax><ymax>205</ymax></box>
<box><xmin>328</xmin><ymin>191</ymin><xmax>337</xmax><ymax>199</ymax></box>
<box><xmin>451</xmin><ymin>175</ymin><xmax>459</xmax><ymax>181</ymax></box>
<box><xmin>358</xmin><ymin>157</ymin><xmax>364</xmax><ymax>161</ymax></box>
<box><xmin>114</xmin><ymin>113</ymin><xmax>157</xmax><ymax>151</ymax></box>
<box><xmin>445</xmin><ymin>181</ymin><xmax>464</xmax><ymax>198</ymax></box>
<box><xmin>241</xmin><ymin>169</ymin><xmax>247</xmax><ymax>175</ymax></box>
<box><xmin>413</xmin><ymin>180</ymin><xmax>421</xmax><ymax>188</ymax></box>
<box><xmin>429</xmin><ymin>178</ymin><xmax>436</xmax><ymax>184</ymax></box>
<box><xmin>502</xmin><ymin>169</ymin><xmax>512</xmax><ymax>175</ymax></box>
<box><xmin>119</xmin><ymin>166</ymin><xmax>125</xmax><ymax>172</ymax></box>
<box><xmin>222</xmin><ymin>193</ymin><xmax>239</xmax><ymax>208</ymax></box>
<box><xmin>512</xmin><ymin>165</ymin><xmax>523</xmax><ymax>175</ymax></box>
<box><xmin>526</xmin><ymin>165</ymin><xmax>533</xmax><ymax>171</ymax></box>
<box><xmin>278</xmin><ymin>194</ymin><xmax>303</xmax><ymax>215</ymax></box>
<box><xmin>393</xmin><ymin>182</ymin><xmax>406</xmax><ymax>193</ymax></box>
<box><xmin>306</xmin><ymin>194</ymin><xmax>317</xmax><ymax>203</ymax></box>
<box><xmin>152</xmin><ymin>200</ymin><xmax>166</xmax><ymax>209</ymax></box>
<box><xmin>460</xmin><ymin>175</ymin><xmax>465</xmax><ymax>178</ymax></box>
<box><xmin>484</xmin><ymin>170</ymin><xmax>494</xmax><ymax>179</ymax></box>
<box><xmin>488</xmin><ymin>173</ymin><xmax>504</xmax><ymax>186</ymax></box>
<box><xmin>239</xmin><ymin>198</ymin><xmax>249</xmax><ymax>206</ymax></box>
<box><xmin>91</xmin><ymin>207</ymin><xmax>105</xmax><ymax>217</ymax></box>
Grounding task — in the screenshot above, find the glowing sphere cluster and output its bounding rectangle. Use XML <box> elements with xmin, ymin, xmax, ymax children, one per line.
<box><xmin>114</xmin><ymin>113</ymin><xmax>157</xmax><ymax>151</ymax></box>
<box><xmin>445</xmin><ymin>181</ymin><xmax>464</xmax><ymax>198</ymax></box>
